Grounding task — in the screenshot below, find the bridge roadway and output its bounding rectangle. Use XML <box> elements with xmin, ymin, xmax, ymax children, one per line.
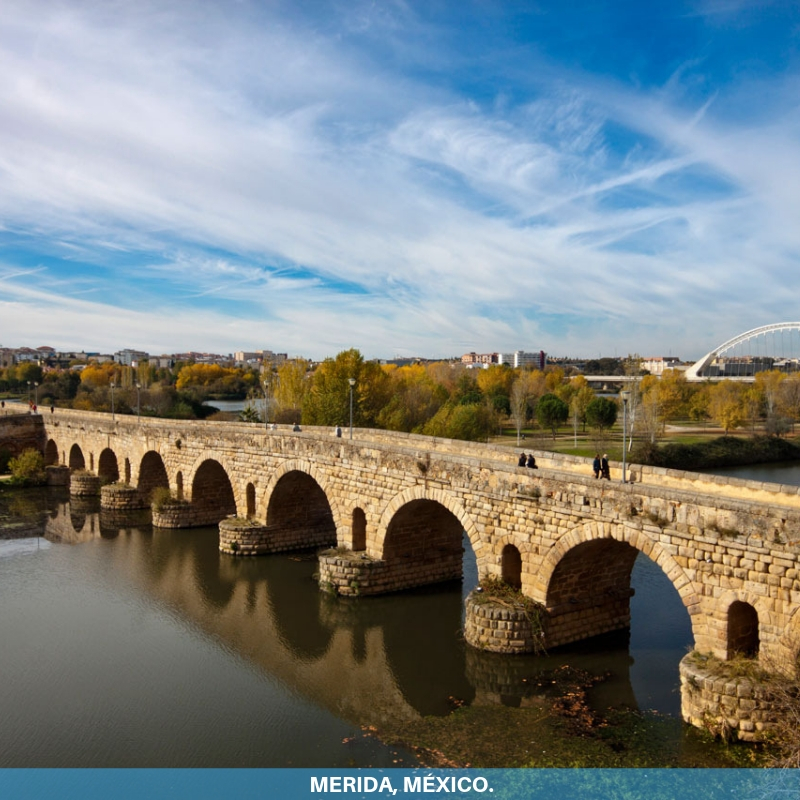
<box><xmin>4</xmin><ymin>403</ymin><xmax>800</xmax><ymax>677</ymax></box>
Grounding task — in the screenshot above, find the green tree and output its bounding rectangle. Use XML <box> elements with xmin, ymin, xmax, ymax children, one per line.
<box><xmin>421</xmin><ymin>402</ymin><xmax>496</xmax><ymax>442</ymax></box>
<box><xmin>585</xmin><ymin>396</ymin><xmax>618</xmax><ymax>431</ymax></box>
<box><xmin>302</xmin><ymin>349</ymin><xmax>390</xmax><ymax>428</ymax></box>
<box><xmin>8</xmin><ymin>448</ymin><xmax>47</xmax><ymax>485</ymax></box>
<box><xmin>536</xmin><ymin>393</ymin><xmax>569</xmax><ymax>439</ymax></box>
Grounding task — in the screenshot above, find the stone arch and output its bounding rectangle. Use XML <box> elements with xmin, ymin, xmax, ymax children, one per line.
<box><xmin>138</xmin><ymin>451</ymin><xmax>170</xmax><ymax>502</ymax></box>
<box><xmin>190</xmin><ymin>459</ymin><xmax>237</xmax><ymax>525</ymax></box>
<box><xmin>714</xmin><ymin>589</ymin><xmax>774</xmax><ymax>663</ymax></box>
<box><xmin>727</xmin><ymin>600</ymin><xmax>759</xmax><ymax>659</ymax></box>
<box><xmin>246</xmin><ymin>482</ymin><xmax>256</xmax><ymax>518</ymax></box>
<box><xmin>261</xmin><ymin>459</ymin><xmax>343</xmax><ymax>538</ymax></box>
<box><xmin>97</xmin><ymin>448</ymin><xmax>119</xmax><ymax>483</ymax></box>
<box><xmin>352</xmin><ymin>507</ymin><xmax>367</xmax><ymax>551</ymax></box>
<box><xmin>68</xmin><ymin>444</ymin><xmax>85</xmax><ymax>470</ymax></box>
<box><xmin>265</xmin><ymin>468</ymin><xmax>336</xmax><ymax>549</ymax></box>
<box><xmin>372</xmin><ymin>487</ymin><xmax>482</xmax><ymax>592</ymax></box>
<box><xmin>537</xmin><ymin>521</ymin><xmax>703</xmax><ymax>650</ymax></box>
<box><xmin>501</xmin><ymin>544</ymin><xmax>522</xmax><ymax>590</ymax></box>
<box><xmin>185</xmin><ymin>452</ymin><xmax>243</xmax><ymax>518</ymax></box>
<box><xmin>375</xmin><ymin>485</ymin><xmax>483</xmax><ymax>565</ymax></box>
<box><xmin>44</xmin><ymin>439</ymin><xmax>59</xmax><ymax>466</ymax></box>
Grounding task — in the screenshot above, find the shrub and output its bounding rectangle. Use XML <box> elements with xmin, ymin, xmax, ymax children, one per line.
<box><xmin>8</xmin><ymin>448</ymin><xmax>47</xmax><ymax>486</ymax></box>
<box><xmin>150</xmin><ymin>486</ymin><xmax>185</xmax><ymax>511</ymax></box>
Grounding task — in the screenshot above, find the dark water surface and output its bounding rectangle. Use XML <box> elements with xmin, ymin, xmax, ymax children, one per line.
<box><xmin>0</xmin><ymin>488</ymin><xmax>693</xmax><ymax>767</ymax></box>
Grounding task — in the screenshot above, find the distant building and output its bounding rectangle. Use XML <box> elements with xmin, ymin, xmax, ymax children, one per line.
<box><xmin>261</xmin><ymin>350</ymin><xmax>288</xmax><ymax>366</ymax></box>
<box><xmin>498</xmin><ymin>350</ymin><xmax>547</xmax><ymax>370</ymax></box>
<box><xmin>234</xmin><ymin>351</ymin><xmax>261</xmax><ymax>365</ymax></box>
<box><xmin>642</xmin><ymin>356</ymin><xmax>682</xmax><ymax>376</ymax></box>
<box><xmin>460</xmin><ymin>352</ymin><xmax>498</xmax><ymax>366</ymax></box>
<box><xmin>115</xmin><ymin>349</ymin><xmax>149</xmax><ymax>366</ymax></box>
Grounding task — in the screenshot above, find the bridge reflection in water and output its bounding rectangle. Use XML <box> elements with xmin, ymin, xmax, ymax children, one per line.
<box><xmin>29</xmin><ymin>492</ymin><xmax>690</xmax><ymax>738</ymax></box>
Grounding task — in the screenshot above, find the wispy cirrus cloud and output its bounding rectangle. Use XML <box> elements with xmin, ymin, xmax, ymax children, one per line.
<box><xmin>0</xmin><ymin>0</ymin><xmax>799</xmax><ymax>360</ymax></box>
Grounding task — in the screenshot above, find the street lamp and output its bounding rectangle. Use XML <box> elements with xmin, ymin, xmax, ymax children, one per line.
<box><xmin>135</xmin><ymin>382</ymin><xmax>141</xmax><ymax>421</ymax></box>
<box><xmin>620</xmin><ymin>389</ymin><xmax>630</xmax><ymax>484</ymax></box>
<box><xmin>263</xmin><ymin>379</ymin><xmax>269</xmax><ymax>431</ymax></box>
<box><xmin>27</xmin><ymin>381</ymin><xmax>31</xmax><ymax>406</ymax></box>
<box><xmin>348</xmin><ymin>378</ymin><xmax>356</xmax><ymax>440</ymax></box>
<box><xmin>110</xmin><ymin>381</ymin><xmax>116</xmax><ymax>421</ymax></box>
<box><xmin>34</xmin><ymin>381</ymin><xmax>39</xmax><ymax>409</ymax></box>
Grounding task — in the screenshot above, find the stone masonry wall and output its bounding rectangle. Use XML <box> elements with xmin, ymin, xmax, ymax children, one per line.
<box><xmin>19</xmin><ymin>402</ymin><xmax>800</xmax><ymax>670</ymax></box>
<box><xmin>463</xmin><ymin>592</ymin><xmax>540</xmax><ymax>654</ymax></box>
<box><xmin>219</xmin><ymin>518</ymin><xmax>335</xmax><ymax>556</ymax></box>
<box><xmin>680</xmin><ymin>653</ymin><xmax>779</xmax><ymax>742</ymax></box>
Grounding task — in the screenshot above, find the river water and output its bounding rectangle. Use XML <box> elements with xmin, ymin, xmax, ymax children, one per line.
<box><xmin>0</xmin><ymin>487</ymin><xmax>694</xmax><ymax>767</ymax></box>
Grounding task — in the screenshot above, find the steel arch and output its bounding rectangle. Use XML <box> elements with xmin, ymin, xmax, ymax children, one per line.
<box><xmin>686</xmin><ymin>322</ymin><xmax>800</xmax><ymax>380</ymax></box>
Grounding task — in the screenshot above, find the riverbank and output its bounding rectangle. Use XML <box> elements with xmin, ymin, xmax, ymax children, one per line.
<box><xmin>374</xmin><ymin>682</ymin><xmax>768</xmax><ymax>768</ymax></box>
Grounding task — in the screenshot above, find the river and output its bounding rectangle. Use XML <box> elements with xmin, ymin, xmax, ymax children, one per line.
<box><xmin>0</xmin><ymin>486</ymin><xmax>706</xmax><ymax>767</ymax></box>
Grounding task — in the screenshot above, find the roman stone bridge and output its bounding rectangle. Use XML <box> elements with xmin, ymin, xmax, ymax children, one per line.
<box><xmin>5</xmin><ymin>402</ymin><xmax>800</xmax><ymax>730</ymax></box>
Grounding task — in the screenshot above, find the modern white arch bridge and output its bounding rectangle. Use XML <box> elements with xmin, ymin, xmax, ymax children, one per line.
<box><xmin>3</xmin><ymin>402</ymin><xmax>800</xmax><ymax>740</ymax></box>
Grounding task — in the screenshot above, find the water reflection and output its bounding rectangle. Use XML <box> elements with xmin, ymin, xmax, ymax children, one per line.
<box><xmin>0</xmin><ymin>487</ymin><xmax>694</xmax><ymax>766</ymax></box>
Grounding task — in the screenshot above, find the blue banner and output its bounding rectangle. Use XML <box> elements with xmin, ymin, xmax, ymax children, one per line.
<box><xmin>0</xmin><ymin>769</ymin><xmax>795</xmax><ymax>800</ymax></box>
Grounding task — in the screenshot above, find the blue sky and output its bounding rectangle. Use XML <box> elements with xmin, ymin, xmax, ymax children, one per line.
<box><xmin>1</xmin><ymin>0</ymin><xmax>799</xmax><ymax>360</ymax></box>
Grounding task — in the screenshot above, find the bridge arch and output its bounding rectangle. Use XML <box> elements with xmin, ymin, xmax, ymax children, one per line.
<box><xmin>190</xmin><ymin>458</ymin><xmax>237</xmax><ymax>525</ymax></box>
<box><xmin>686</xmin><ymin>321</ymin><xmax>800</xmax><ymax>380</ymax></box>
<box><xmin>376</xmin><ymin>485</ymin><xmax>483</xmax><ymax>567</ymax></box>
<box><xmin>97</xmin><ymin>448</ymin><xmax>119</xmax><ymax>483</ymax></box>
<box><xmin>137</xmin><ymin>451</ymin><xmax>170</xmax><ymax>501</ymax></box>
<box><xmin>44</xmin><ymin>439</ymin><xmax>59</xmax><ymax>466</ymax></box>
<box><xmin>184</xmin><ymin>452</ymin><xmax>244</xmax><ymax>519</ymax></box>
<box><xmin>261</xmin><ymin>459</ymin><xmax>343</xmax><ymax>544</ymax></box>
<box><xmin>68</xmin><ymin>443</ymin><xmax>85</xmax><ymax>470</ymax></box>
<box><xmin>535</xmin><ymin>521</ymin><xmax>703</xmax><ymax>650</ymax></box>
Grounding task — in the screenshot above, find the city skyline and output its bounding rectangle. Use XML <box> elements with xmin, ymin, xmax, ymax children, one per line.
<box><xmin>1</xmin><ymin>1</ymin><xmax>799</xmax><ymax>360</ymax></box>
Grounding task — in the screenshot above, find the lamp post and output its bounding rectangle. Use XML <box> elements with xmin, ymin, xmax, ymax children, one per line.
<box><xmin>135</xmin><ymin>382</ymin><xmax>141</xmax><ymax>421</ymax></box>
<box><xmin>27</xmin><ymin>381</ymin><xmax>31</xmax><ymax>406</ymax></box>
<box><xmin>110</xmin><ymin>381</ymin><xmax>116</xmax><ymax>421</ymax></box>
<box><xmin>620</xmin><ymin>390</ymin><xmax>630</xmax><ymax>484</ymax></box>
<box><xmin>263</xmin><ymin>379</ymin><xmax>269</xmax><ymax>431</ymax></box>
<box><xmin>34</xmin><ymin>381</ymin><xmax>39</xmax><ymax>409</ymax></box>
<box><xmin>348</xmin><ymin>378</ymin><xmax>356</xmax><ymax>440</ymax></box>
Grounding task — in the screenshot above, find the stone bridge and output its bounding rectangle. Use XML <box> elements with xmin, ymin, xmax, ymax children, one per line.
<box><xmin>4</xmin><ymin>402</ymin><xmax>800</xmax><ymax>738</ymax></box>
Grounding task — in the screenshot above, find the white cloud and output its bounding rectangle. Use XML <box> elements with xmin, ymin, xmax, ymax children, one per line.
<box><xmin>0</xmin><ymin>1</ymin><xmax>799</xmax><ymax>361</ymax></box>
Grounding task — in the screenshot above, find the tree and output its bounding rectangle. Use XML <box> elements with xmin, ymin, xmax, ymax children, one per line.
<box><xmin>509</xmin><ymin>372</ymin><xmax>544</xmax><ymax>444</ymax></box>
<box><xmin>585</xmin><ymin>397</ymin><xmax>618</xmax><ymax>431</ymax></box>
<box><xmin>708</xmin><ymin>381</ymin><xmax>745</xmax><ymax>434</ymax></box>
<box><xmin>302</xmin><ymin>349</ymin><xmax>390</xmax><ymax>428</ymax></box>
<box><xmin>8</xmin><ymin>448</ymin><xmax>47</xmax><ymax>485</ymax></box>
<box><xmin>536</xmin><ymin>393</ymin><xmax>569</xmax><ymax>439</ymax></box>
<box><xmin>421</xmin><ymin>402</ymin><xmax>496</xmax><ymax>442</ymax></box>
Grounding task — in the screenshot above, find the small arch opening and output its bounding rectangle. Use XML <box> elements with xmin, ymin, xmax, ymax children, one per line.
<box><xmin>352</xmin><ymin>507</ymin><xmax>367</xmax><ymax>551</ymax></box>
<box><xmin>246</xmin><ymin>483</ymin><xmax>256</xmax><ymax>518</ymax></box>
<box><xmin>501</xmin><ymin>544</ymin><xmax>522</xmax><ymax>590</ymax></box>
<box><xmin>727</xmin><ymin>601</ymin><xmax>759</xmax><ymax>659</ymax></box>
<box><xmin>176</xmin><ymin>471</ymin><xmax>184</xmax><ymax>500</ymax></box>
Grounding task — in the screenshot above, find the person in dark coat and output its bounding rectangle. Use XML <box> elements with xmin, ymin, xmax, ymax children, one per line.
<box><xmin>601</xmin><ymin>454</ymin><xmax>610</xmax><ymax>479</ymax></box>
<box><xmin>518</xmin><ymin>452</ymin><xmax>527</xmax><ymax>467</ymax></box>
<box><xmin>593</xmin><ymin>454</ymin><xmax>601</xmax><ymax>479</ymax></box>
<box><xmin>526</xmin><ymin>453</ymin><xmax>537</xmax><ymax>469</ymax></box>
